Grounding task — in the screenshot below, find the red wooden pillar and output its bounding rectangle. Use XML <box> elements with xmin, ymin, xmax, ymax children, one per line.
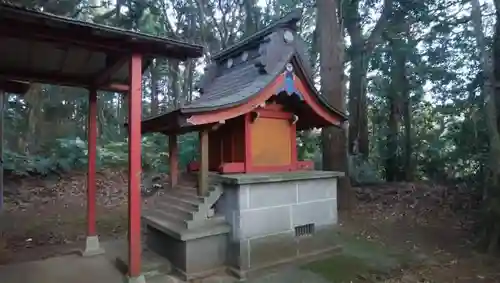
<box><xmin>169</xmin><ymin>135</ymin><xmax>178</xmax><ymax>188</ymax></box>
<box><xmin>128</xmin><ymin>54</ymin><xmax>143</xmax><ymax>280</ymax></box>
<box><xmin>81</xmin><ymin>89</ymin><xmax>104</xmax><ymax>257</ymax></box>
<box><xmin>87</xmin><ymin>89</ymin><xmax>97</xmax><ymax>236</ymax></box>
<box><xmin>244</xmin><ymin>113</ymin><xmax>252</xmax><ymax>172</ymax></box>
<box><xmin>290</xmin><ymin>121</ymin><xmax>298</xmax><ymax>170</ymax></box>
<box><xmin>198</xmin><ymin>130</ymin><xmax>209</xmax><ymax>196</ymax></box>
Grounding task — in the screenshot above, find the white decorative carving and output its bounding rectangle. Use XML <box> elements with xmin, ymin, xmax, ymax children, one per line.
<box><xmin>241</xmin><ymin>51</ymin><xmax>249</xmax><ymax>62</ymax></box>
<box><xmin>283</xmin><ymin>30</ymin><xmax>294</xmax><ymax>43</ymax></box>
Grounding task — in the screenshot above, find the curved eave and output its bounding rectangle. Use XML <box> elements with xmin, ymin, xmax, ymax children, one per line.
<box><xmin>289</xmin><ymin>56</ymin><xmax>347</xmax><ymax>122</ymax></box>
<box><xmin>183</xmin><ymin>71</ymin><xmax>346</xmax><ymax>128</ymax></box>
<box><xmin>133</xmin><ymin>109</ymin><xmax>180</xmax><ymax>134</ymax></box>
<box><xmin>141</xmin><ymin>57</ymin><xmax>348</xmax><ymax>133</ymax></box>
<box><xmin>182</xmin><ymin>74</ymin><xmax>284</xmax><ymax>125</ymax></box>
<box><xmin>292</xmin><ymin>74</ymin><xmax>345</xmax><ymax>127</ymax></box>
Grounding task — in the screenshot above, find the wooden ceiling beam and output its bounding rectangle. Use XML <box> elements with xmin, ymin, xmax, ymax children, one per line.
<box><xmin>0</xmin><ymin>80</ymin><xmax>31</xmax><ymax>95</ymax></box>
<box><xmin>0</xmin><ymin>69</ymin><xmax>128</xmax><ymax>93</ymax></box>
<box><xmin>93</xmin><ymin>55</ymin><xmax>129</xmax><ymax>88</ymax></box>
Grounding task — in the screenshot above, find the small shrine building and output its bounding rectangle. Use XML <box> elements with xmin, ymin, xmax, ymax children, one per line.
<box><xmin>142</xmin><ymin>10</ymin><xmax>346</xmax><ymax>194</ymax></box>
<box><xmin>140</xmin><ymin>10</ymin><xmax>347</xmax><ymax>281</ymax></box>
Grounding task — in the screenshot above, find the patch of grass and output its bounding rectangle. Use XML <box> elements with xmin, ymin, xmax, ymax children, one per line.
<box><xmin>303</xmin><ymin>231</ymin><xmax>417</xmax><ymax>282</ymax></box>
<box><xmin>306</xmin><ymin>254</ymin><xmax>377</xmax><ymax>282</ymax></box>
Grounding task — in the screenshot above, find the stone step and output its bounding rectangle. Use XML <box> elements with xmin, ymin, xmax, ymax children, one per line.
<box><xmin>144</xmin><ymin>209</ymin><xmax>198</xmax><ymax>230</ymax></box>
<box><xmin>163</xmin><ymin>194</ymin><xmax>201</xmax><ymax>211</ymax></box>
<box><xmin>180</xmin><ymin>172</ymin><xmax>199</xmax><ymax>182</ymax></box>
<box><xmin>175</xmin><ymin>184</ymin><xmax>199</xmax><ymax>193</ymax></box>
<box><xmin>155</xmin><ymin>201</ymin><xmax>194</xmax><ymax>220</ymax></box>
<box><xmin>146</xmin><ymin>208</ymin><xmax>187</xmax><ymax>227</ymax></box>
<box><xmin>156</xmin><ymin>197</ymin><xmax>199</xmax><ymax>212</ymax></box>
<box><xmin>170</xmin><ymin>189</ymin><xmax>206</xmax><ymax>203</ymax></box>
<box><xmin>178</xmin><ymin>179</ymin><xmax>198</xmax><ymax>186</ymax></box>
<box><xmin>145</xmin><ymin>183</ymin><xmax>224</xmax><ymax>231</ymax></box>
<box><xmin>144</xmin><ymin>212</ymin><xmax>229</xmax><ymax>238</ymax></box>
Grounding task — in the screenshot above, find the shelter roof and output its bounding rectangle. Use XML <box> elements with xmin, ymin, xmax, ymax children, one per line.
<box><xmin>0</xmin><ymin>80</ymin><xmax>30</xmax><ymax>95</ymax></box>
<box><xmin>0</xmin><ymin>2</ymin><xmax>203</xmax><ymax>91</ymax></box>
<box><xmin>141</xmin><ymin>10</ymin><xmax>346</xmax><ymax>134</ymax></box>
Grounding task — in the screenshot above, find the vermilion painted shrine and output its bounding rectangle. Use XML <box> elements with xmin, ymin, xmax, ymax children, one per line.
<box><xmin>140</xmin><ymin>10</ymin><xmax>346</xmax><ymax>281</ymax></box>
<box><xmin>0</xmin><ymin>4</ymin><xmax>346</xmax><ymax>283</ymax></box>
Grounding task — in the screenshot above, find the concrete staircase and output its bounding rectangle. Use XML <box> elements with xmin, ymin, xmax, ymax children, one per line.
<box><xmin>143</xmin><ymin>174</ymin><xmax>224</xmax><ymax>230</ymax></box>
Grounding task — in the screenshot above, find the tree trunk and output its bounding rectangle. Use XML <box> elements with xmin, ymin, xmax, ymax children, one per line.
<box><xmin>169</xmin><ymin>60</ymin><xmax>181</xmax><ymax>108</ymax></box>
<box><xmin>347</xmin><ymin>55</ymin><xmax>369</xmax><ymax>156</ymax></box>
<box><xmin>344</xmin><ymin>0</ymin><xmax>394</xmax><ymax>159</ymax></box>
<box><xmin>151</xmin><ymin>60</ymin><xmax>159</xmax><ymax>116</ymax></box>
<box><xmin>317</xmin><ymin>0</ymin><xmax>352</xmax><ymax>210</ymax></box>
<box><xmin>243</xmin><ymin>0</ymin><xmax>258</xmax><ymax>37</ymax></box>
<box><xmin>117</xmin><ymin>94</ymin><xmax>126</xmax><ymax>136</ymax></box>
<box><xmin>471</xmin><ymin>0</ymin><xmax>500</xmax><ymax>253</ymax></box>
<box><xmin>386</xmin><ymin>49</ymin><xmax>401</xmax><ymax>181</ymax></box>
<box><xmin>493</xmin><ymin>7</ymin><xmax>500</xmax><ymax>249</ymax></box>
<box><xmin>403</xmin><ymin>73</ymin><xmax>413</xmax><ymax>181</ymax></box>
<box><xmin>494</xmin><ymin>0</ymin><xmax>500</xmax><ymax>124</ymax></box>
<box><xmin>25</xmin><ymin>84</ymin><xmax>43</xmax><ymax>155</ymax></box>
<box><xmin>386</xmin><ymin>89</ymin><xmax>399</xmax><ymax>181</ymax></box>
<box><xmin>183</xmin><ymin>59</ymin><xmax>195</xmax><ymax>103</ymax></box>
<box><xmin>310</xmin><ymin>29</ymin><xmax>319</xmax><ymax>69</ymax></box>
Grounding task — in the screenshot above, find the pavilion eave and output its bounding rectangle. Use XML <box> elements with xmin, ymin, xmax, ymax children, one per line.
<box><xmin>0</xmin><ymin>3</ymin><xmax>203</xmax><ymax>60</ymax></box>
<box><xmin>0</xmin><ymin>80</ymin><xmax>30</xmax><ymax>94</ymax></box>
<box><xmin>0</xmin><ymin>2</ymin><xmax>203</xmax><ymax>92</ymax></box>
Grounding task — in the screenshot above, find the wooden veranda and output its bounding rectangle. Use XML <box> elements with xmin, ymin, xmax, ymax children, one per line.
<box><xmin>0</xmin><ymin>3</ymin><xmax>203</xmax><ymax>282</ymax></box>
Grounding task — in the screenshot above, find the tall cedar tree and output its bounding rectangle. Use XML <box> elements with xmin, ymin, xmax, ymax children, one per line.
<box><xmin>316</xmin><ymin>0</ymin><xmax>352</xmax><ymax>210</ymax></box>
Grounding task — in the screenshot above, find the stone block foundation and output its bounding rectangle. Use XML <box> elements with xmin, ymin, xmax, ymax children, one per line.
<box><xmin>215</xmin><ymin>171</ymin><xmax>342</xmax><ymax>278</ymax></box>
<box><xmin>143</xmin><ymin>217</ymin><xmax>230</xmax><ymax>281</ymax></box>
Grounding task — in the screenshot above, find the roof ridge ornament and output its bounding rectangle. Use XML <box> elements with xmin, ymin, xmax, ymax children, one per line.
<box><xmin>241</xmin><ymin>51</ymin><xmax>249</xmax><ymax>62</ymax></box>
<box><xmin>211</xmin><ymin>9</ymin><xmax>302</xmax><ymax>61</ymax></box>
<box><xmin>283</xmin><ymin>30</ymin><xmax>295</xmax><ymax>44</ymax></box>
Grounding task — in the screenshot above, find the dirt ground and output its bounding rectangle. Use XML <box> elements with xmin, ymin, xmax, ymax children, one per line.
<box><xmin>1</xmin><ymin>170</ymin><xmax>500</xmax><ymax>282</ymax></box>
<box><xmin>332</xmin><ymin>212</ymin><xmax>500</xmax><ymax>282</ymax></box>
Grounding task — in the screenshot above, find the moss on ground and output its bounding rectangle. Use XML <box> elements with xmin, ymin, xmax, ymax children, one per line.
<box><xmin>303</xmin><ymin>231</ymin><xmax>416</xmax><ymax>282</ymax></box>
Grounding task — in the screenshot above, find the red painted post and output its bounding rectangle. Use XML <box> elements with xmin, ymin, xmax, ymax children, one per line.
<box><xmin>128</xmin><ymin>54</ymin><xmax>143</xmax><ymax>279</ymax></box>
<box><xmin>169</xmin><ymin>135</ymin><xmax>178</xmax><ymax>188</ymax></box>
<box><xmin>290</xmin><ymin>122</ymin><xmax>298</xmax><ymax>170</ymax></box>
<box><xmin>244</xmin><ymin>113</ymin><xmax>252</xmax><ymax>172</ymax></box>
<box><xmin>87</xmin><ymin>89</ymin><xmax>97</xmax><ymax>236</ymax></box>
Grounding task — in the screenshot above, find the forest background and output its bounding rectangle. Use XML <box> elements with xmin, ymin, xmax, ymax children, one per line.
<box><xmin>4</xmin><ymin>0</ymin><xmax>500</xmax><ymax>252</ymax></box>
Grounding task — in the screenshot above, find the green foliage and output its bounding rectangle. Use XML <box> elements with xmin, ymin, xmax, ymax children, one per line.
<box><xmin>6</xmin><ymin>0</ymin><xmax>500</xmax><ymax>252</ymax></box>
<box><xmin>4</xmin><ymin>133</ymin><xmax>200</xmax><ymax>177</ymax></box>
<box><xmin>349</xmin><ymin>155</ymin><xmax>382</xmax><ymax>185</ymax></box>
<box><xmin>4</xmin><ymin>138</ymin><xmax>86</xmax><ymax>176</ymax></box>
<box><xmin>297</xmin><ymin>130</ymin><xmax>320</xmax><ymax>161</ymax></box>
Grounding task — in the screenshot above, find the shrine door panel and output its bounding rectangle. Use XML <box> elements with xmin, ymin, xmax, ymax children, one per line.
<box><xmin>250</xmin><ymin>117</ymin><xmax>291</xmax><ymax>167</ymax></box>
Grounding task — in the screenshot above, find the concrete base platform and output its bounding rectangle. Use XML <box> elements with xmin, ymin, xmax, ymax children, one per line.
<box><xmin>105</xmin><ymin>239</ymin><xmax>173</xmax><ymax>279</ymax></box>
<box><xmin>80</xmin><ymin>235</ymin><xmax>105</xmax><ymax>257</ymax></box>
<box><xmin>144</xmin><ymin>219</ymin><xmax>230</xmax><ymax>281</ymax></box>
<box><xmin>0</xmin><ymin>254</ymin><xmax>123</xmax><ymax>283</ymax></box>
<box><xmin>127</xmin><ymin>274</ymin><xmax>146</xmax><ymax>283</ymax></box>
<box><xmin>0</xmin><ymin>238</ymin><xmax>340</xmax><ymax>283</ymax></box>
